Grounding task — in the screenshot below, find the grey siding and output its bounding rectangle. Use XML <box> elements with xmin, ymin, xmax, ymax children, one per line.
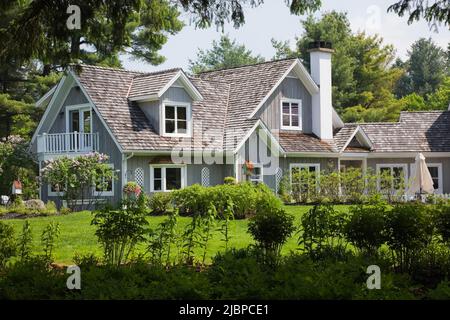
<box><xmin>41</xmin><ymin>86</ymin><xmax>123</xmax><ymax>206</ymax></box>
<box><xmin>127</xmin><ymin>156</ymin><xmax>231</xmax><ymax>194</ymax></box>
<box><xmin>367</xmin><ymin>157</ymin><xmax>450</xmax><ymax>194</ymax></box>
<box><xmin>161</xmin><ymin>86</ymin><xmax>192</xmax><ymax>103</ymax></box>
<box><xmin>255</xmin><ymin>77</ymin><xmax>312</xmax><ymax>133</ymax></box>
<box><xmin>137</xmin><ymin>86</ymin><xmax>193</xmax><ymax>135</ymax></box>
<box><xmin>139</xmin><ymin>100</ymin><xmax>160</xmax><ymax>133</ymax></box>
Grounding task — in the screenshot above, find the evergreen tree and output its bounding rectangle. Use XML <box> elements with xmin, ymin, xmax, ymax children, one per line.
<box><xmin>189</xmin><ymin>35</ymin><xmax>265</xmax><ymax>74</ymax></box>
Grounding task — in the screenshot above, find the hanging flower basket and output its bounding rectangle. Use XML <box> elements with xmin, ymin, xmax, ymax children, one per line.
<box><xmin>123</xmin><ymin>181</ymin><xmax>141</xmax><ymax>199</ymax></box>
<box><xmin>242</xmin><ymin>160</ymin><xmax>255</xmax><ymax>176</ymax></box>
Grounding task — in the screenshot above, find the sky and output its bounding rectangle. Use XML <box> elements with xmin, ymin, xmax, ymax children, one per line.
<box><xmin>121</xmin><ymin>0</ymin><xmax>449</xmax><ymax>72</ymax></box>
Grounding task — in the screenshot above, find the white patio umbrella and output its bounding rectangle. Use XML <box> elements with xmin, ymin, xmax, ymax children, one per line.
<box><xmin>408</xmin><ymin>153</ymin><xmax>435</xmax><ymax>196</ymax></box>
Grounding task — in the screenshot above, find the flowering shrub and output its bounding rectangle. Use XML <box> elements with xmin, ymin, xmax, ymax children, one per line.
<box><xmin>0</xmin><ymin>135</ymin><xmax>38</xmax><ymax>198</ymax></box>
<box><xmin>41</xmin><ymin>152</ymin><xmax>114</xmax><ymax>210</ymax></box>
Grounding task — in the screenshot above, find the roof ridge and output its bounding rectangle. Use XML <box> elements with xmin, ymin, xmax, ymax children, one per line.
<box><xmin>77</xmin><ymin>64</ymin><xmax>144</xmax><ymax>74</ymax></box>
<box><xmin>197</xmin><ymin>57</ymin><xmax>298</xmax><ymax>75</ymax></box>
<box><xmin>400</xmin><ymin>110</ymin><xmax>448</xmax><ymax>113</ymax></box>
<box><xmin>133</xmin><ymin>68</ymin><xmax>182</xmax><ymax>79</ymax></box>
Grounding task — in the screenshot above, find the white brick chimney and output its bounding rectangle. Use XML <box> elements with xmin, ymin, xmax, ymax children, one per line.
<box><xmin>309</xmin><ymin>41</ymin><xmax>334</xmax><ymax>140</ymax></box>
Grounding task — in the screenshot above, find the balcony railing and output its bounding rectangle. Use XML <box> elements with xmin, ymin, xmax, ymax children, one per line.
<box><xmin>37</xmin><ymin>132</ymin><xmax>99</xmax><ymax>154</ymax></box>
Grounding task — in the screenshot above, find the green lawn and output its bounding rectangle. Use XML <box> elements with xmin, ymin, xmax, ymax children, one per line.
<box><xmin>3</xmin><ymin>205</ymin><xmax>351</xmax><ymax>264</ymax></box>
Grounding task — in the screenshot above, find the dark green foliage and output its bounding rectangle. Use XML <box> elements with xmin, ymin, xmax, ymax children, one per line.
<box><xmin>0</xmin><ymin>256</ymin><xmax>68</xmax><ymax>300</ymax></box>
<box><xmin>189</xmin><ymin>35</ymin><xmax>265</xmax><ymax>74</ymax></box>
<box><xmin>385</xmin><ymin>203</ymin><xmax>435</xmax><ymax>271</ymax></box>
<box><xmin>435</xmin><ymin>203</ymin><xmax>450</xmax><ymax>246</ymax></box>
<box><xmin>0</xmin><ymin>221</ymin><xmax>17</xmax><ymax>268</ymax></box>
<box><xmin>91</xmin><ymin>194</ymin><xmax>149</xmax><ymax>266</ymax></box>
<box><xmin>17</xmin><ymin>220</ymin><xmax>33</xmax><ymax>261</ymax></box>
<box><xmin>388</xmin><ymin>0</ymin><xmax>450</xmax><ymax>27</ymax></box>
<box><xmin>40</xmin><ymin>221</ymin><xmax>60</xmax><ymax>261</ymax></box>
<box><xmin>299</xmin><ymin>204</ymin><xmax>349</xmax><ymax>259</ymax></box>
<box><xmin>345</xmin><ymin>203</ymin><xmax>387</xmax><ymax>255</ymax></box>
<box><xmin>248</xmin><ymin>196</ymin><xmax>295</xmax><ymax>258</ymax></box>
<box><xmin>147</xmin><ymin>192</ymin><xmax>173</xmax><ymax>215</ymax></box>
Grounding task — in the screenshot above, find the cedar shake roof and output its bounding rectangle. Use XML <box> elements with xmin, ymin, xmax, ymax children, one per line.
<box><xmin>359</xmin><ymin>111</ymin><xmax>450</xmax><ymax>152</ymax></box>
<box><xmin>278</xmin><ymin>131</ymin><xmax>337</xmax><ymax>153</ymax></box>
<box><xmin>128</xmin><ymin>68</ymin><xmax>181</xmax><ymax>99</ymax></box>
<box><xmin>196</xmin><ymin>58</ymin><xmax>297</xmax><ymax>150</ymax></box>
<box><xmin>74</xmin><ymin>64</ymin><xmax>450</xmax><ymax>154</ymax></box>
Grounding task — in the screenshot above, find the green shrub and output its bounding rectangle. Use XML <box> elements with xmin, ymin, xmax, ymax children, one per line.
<box><xmin>0</xmin><ymin>256</ymin><xmax>67</xmax><ymax>299</ymax></box>
<box><xmin>172</xmin><ymin>182</ymin><xmax>273</xmax><ymax>219</ymax></box>
<box><xmin>435</xmin><ymin>203</ymin><xmax>450</xmax><ymax>246</ymax></box>
<box><xmin>223</xmin><ymin>176</ymin><xmax>237</xmax><ymax>185</ymax></box>
<box><xmin>299</xmin><ymin>204</ymin><xmax>349</xmax><ymax>259</ymax></box>
<box><xmin>172</xmin><ymin>184</ymin><xmax>208</xmax><ymax>216</ymax></box>
<box><xmin>0</xmin><ymin>222</ymin><xmax>17</xmax><ymax>268</ymax></box>
<box><xmin>148</xmin><ymin>192</ymin><xmax>173</xmax><ymax>215</ymax></box>
<box><xmin>345</xmin><ymin>203</ymin><xmax>387</xmax><ymax>255</ymax></box>
<box><xmin>248</xmin><ymin>201</ymin><xmax>295</xmax><ymax>259</ymax></box>
<box><xmin>92</xmin><ymin>194</ymin><xmax>149</xmax><ymax>266</ymax></box>
<box><xmin>60</xmin><ymin>207</ymin><xmax>72</xmax><ymax>215</ymax></box>
<box><xmin>208</xmin><ymin>248</ymin><xmax>271</xmax><ymax>299</ymax></box>
<box><xmin>385</xmin><ymin>203</ymin><xmax>434</xmax><ymax>272</ymax></box>
<box><xmin>43</xmin><ymin>201</ymin><xmax>57</xmax><ymax>215</ymax></box>
<box><xmin>426</xmin><ymin>281</ymin><xmax>450</xmax><ymax>300</ymax></box>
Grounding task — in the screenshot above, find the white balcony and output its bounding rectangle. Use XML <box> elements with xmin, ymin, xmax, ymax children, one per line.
<box><xmin>37</xmin><ymin>132</ymin><xmax>99</xmax><ymax>154</ymax></box>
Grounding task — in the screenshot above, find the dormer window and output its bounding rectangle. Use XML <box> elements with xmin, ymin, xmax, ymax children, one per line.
<box><xmin>162</xmin><ymin>101</ymin><xmax>191</xmax><ymax>137</ymax></box>
<box><xmin>281</xmin><ymin>99</ymin><xmax>302</xmax><ymax>130</ymax></box>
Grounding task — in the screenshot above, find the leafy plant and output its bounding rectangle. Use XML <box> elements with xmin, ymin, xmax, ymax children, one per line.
<box><xmin>199</xmin><ymin>204</ymin><xmax>217</xmax><ymax>265</ymax></box>
<box><xmin>17</xmin><ymin>221</ymin><xmax>33</xmax><ymax>261</ymax></box>
<box><xmin>0</xmin><ymin>222</ymin><xmax>17</xmax><ymax>269</ymax></box>
<box><xmin>385</xmin><ymin>203</ymin><xmax>434</xmax><ymax>272</ymax></box>
<box><xmin>41</xmin><ymin>221</ymin><xmax>60</xmax><ymax>261</ymax></box>
<box><xmin>91</xmin><ymin>194</ymin><xmax>149</xmax><ymax>266</ymax></box>
<box><xmin>299</xmin><ymin>204</ymin><xmax>349</xmax><ymax>259</ymax></box>
<box><xmin>345</xmin><ymin>202</ymin><xmax>387</xmax><ymax>256</ymax></box>
<box><xmin>223</xmin><ymin>176</ymin><xmax>237</xmax><ymax>185</ymax></box>
<box><xmin>220</xmin><ymin>199</ymin><xmax>234</xmax><ymax>251</ymax></box>
<box><xmin>248</xmin><ymin>197</ymin><xmax>295</xmax><ymax>261</ymax></box>
<box><xmin>148</xmin><ymin>192</ymin><xmax>173</xmax><ymax>215</ymax></box>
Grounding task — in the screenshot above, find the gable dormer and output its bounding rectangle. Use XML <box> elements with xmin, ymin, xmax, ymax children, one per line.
<box><xmin>128</xmin><ymin>69</ymin><xmax>203</xmax><ymax>137</ymax></box>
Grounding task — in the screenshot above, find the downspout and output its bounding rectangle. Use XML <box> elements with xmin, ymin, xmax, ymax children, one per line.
<box><xmin>121</xmin><ymin>152</ymin><xmax>134</xmax><ymax>198</ymax></box>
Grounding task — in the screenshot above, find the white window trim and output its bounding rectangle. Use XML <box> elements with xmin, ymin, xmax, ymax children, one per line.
<box><xmin>289</xmin><ymin>163</ymin><xmax>320</xmax><ymax>186</ymax></box>
<box><xmin>150</xmin><ymin>165</ymin><xmax>187</xmax><ymax>192</ymax></box>
<box><xmin>280</xmin><ymin>98</ymin><xmax>302</xmax><ymax>131</ymax></box>
<box><xmin>48</xmin><ymin>183</ymin><xmax>66</xmax><ymax>197</ymax></box>
<box><xmin>411</xmin><ymin>163</ymin><xmax>443</xmax><ymax>194</ymax></box>
<box><xmin>161</xmin><ymin>100</ymin><xmax>192</xmax><ymax>137</ymax></box>
<box><xmin>249</xmin><ymin>163</ymin><xmax>264</xmax><ymax>183</ymax></box>
<box><xmin>65</xmin><ymin>104</ymin><xmax>92</xmax><ymax>134</ymax></box>
<box><xmin>376</xmin><ymin>163</ymin><xmax>408</xmax><ymax>192</ymax></box>
<box><xmin>93</xmin><ymin>164</ymin><xmax>114</xmax><ymax>197</ymax></box>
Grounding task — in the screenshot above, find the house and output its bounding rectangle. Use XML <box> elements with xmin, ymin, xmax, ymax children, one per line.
<box><xmin>30</xmin><ymin>41</ymin><xmax>450</xmax><ymax>206</ymax></box>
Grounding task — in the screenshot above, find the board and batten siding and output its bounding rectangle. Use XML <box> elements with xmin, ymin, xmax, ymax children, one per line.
<box><xmin>48</xmin><ymin>86</ymin><xmax>90</xmax><ymax>134</ymax></box>
<box><xmin>137</xmin><ymin>85</ymin><xmax>193</xmax><ymax>135</ymax></box>
<box><xmin>367</xmin><ymin>157</ymin><xmax>450</xmax><ymax>194</ymax></box>
<box><xmin>254</xmin><ymin>77</ymin><xmax>313</xmax><ymax>133</ymax></box>
<box><xmin>41</xmin><ymin>85</ymin><xmax>123</xmax><ymax>206</ymax></box>
<box><xmin>126</xmin><ymin>156</ymin><xmax>231</xmax><ymax>194</ymax></box>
